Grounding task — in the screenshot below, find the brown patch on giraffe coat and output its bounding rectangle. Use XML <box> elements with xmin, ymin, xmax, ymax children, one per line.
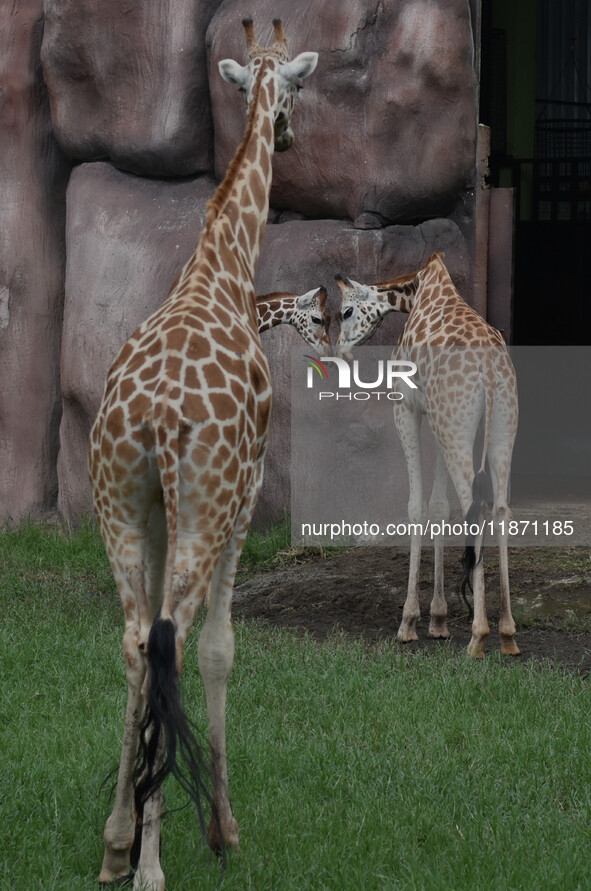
<box><xmin>215</xmin><ymin>236</ymin><xmax>240</xmax><ymax>279</ymax></box>
<box><xmin>249</xmin><ymin>358</ymin><xmax>269</xmax><ymax>393</ymax></box>
<box><xmin>223</xmin><ymin>455</ymin><xmax>240</xmax><ymax>483</ymax></box>
<box><xmin>215</xmin><ymin>307</ymin><xmax>232</xmax><ymax>329</ymax></box>
<box><xmin>139</xmin><ymin>361</ymin><xmax>162</xmax><ymax>383</ymax></box>
<box><xmin>184</xmin><ymin>365</ymin><xmax>201</xmax><ymax>391</ymax></box>
<box><xmin>106</xmin><ymin>406</ymin><xmax>125</xmax><ymax>440</ymax></box>
<box><xmin>166</xmin><ymin>328</ymin><xmax>189</xmax><ymax>353</ymax></box>
<box><xmin>124</xmin><ymin>352</ymin><xmax>151</xmax><ymax>378</ymax></box>
<box><xmin>412</xmin><ymin>319</ymin><xmax>427</xmax><ymax>339</ymax></box>
<box><xmin>190</xmin><ymin>443</ymin><xmax>211</xmax><ymax>468</ymax></box>
<box><xmin>114</xmin><ymin>342</ymin><xmax>134</xmax><ymax>368</ymax></box>
<box><xmin>215</xmin><ymin>326</ymin><xmax>251</xmax><ymax>355</ymax></box>
<box><xmin>230</xmin><ymin>379</ymin><xmax>246</xmax><ymax>402</ymax></box>
<box><xmin>215</xmin><ymin>484</ymin><xmax>235</xmax><ymax>507</ymax></box>
<box><xmin>119</xmin><ymin>377</ymin><xmax>137</xmax><ymax>402</ymax></box>
<box><xmin>128</xmin><ymin>392</ymin><xmax>152</xmax><ymax>420</ymax></box>
<box><xmin>182</xmin><ymin>391</ymin><xmax>208</xmax><ymax>422</ymax></box>
<box><xmin>165</xmin><ymin>355</ymin><xmax>184</xmax><ymax>379</ymax></box>
<box><xmin>199</xmin><ymin>423</ymin><xmax>220</xmax><ymax>447</ymax></box>
<box><xmin>202</xmin><ymin>362</ymin><xmax>226</xmax><ymax>389</ymax></box>
<box><xmin>256</xmin><ymin>397</ymin><xmax>271</xmax><ymax>442</ymax></box>
<box><xmin>222</xmin><ymin>425</ymin><xmax>238</xmax><ymax>448</ymax></box>
<box><xmin>211</xmin><ymin>444</ymin><xmax>231</xmax><ymax>469</ymax></box>
<box><xmin>161</xmin><ymin>313</ymin><xmax>186</xmax><ymax>333</ymax></box>
<box><xmin>115</xmin><ymin>439</ymin><xmax>141</xmax><ymax>465</ymax></box>
<box><xmin>259</xmin><ymin>147</ymin><xmax>271</xmax><ymax>179</ymax></box>
<box><xmin>214</xmin><ymin>394</ymin><xmax>239</xmax><ymax>422</ymax></box>
<box><xmin>101</xmin><ymin>437</ymin><xmax>114</xmax><ymax>463</ymax></box>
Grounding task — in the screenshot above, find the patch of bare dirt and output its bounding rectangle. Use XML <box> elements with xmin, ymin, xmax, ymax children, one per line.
<box><xmin>234</xmin><ymin>547</ymin><xmax>591</xmax><ymax>674</ymax></box>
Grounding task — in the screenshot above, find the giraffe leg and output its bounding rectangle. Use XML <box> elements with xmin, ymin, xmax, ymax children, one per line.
<box><xmin>428</xmin><ymin>444</ymin><xmax>450</xmax><ymax>639</ymax></box>
<box><xmin>198</xmin><ymin>463</ymin><xmax>265</xmax><ymax>851</ymax></box>
<box><xmin>199</xmin><ymin>584</ymin><xmax>239</xmax><ymax>853</ymax></box>
<box><xmin>395</xmin><ymin>405</ymin><xmax>423</xmax><ymax>642</ymax></box>
<box><xmin>489</xmin><ymin>445</ymin><xmax>520</xmax><ymax>655</ymax></box>
<box><xmin>497</xmin><ymin>514</ymin><xmax>519</xmax><ymax>655</ymax></box>
<box><xmin>466</xmin><ymin>532</ymin><xmax>490</xmax><ymax>658</ymax></box>
<box><xmin>133</xmin><ymin>731</ymin><xmax>165</xmax><ymax>891</ymax></box>
<box><xmin>438</xmin><ymin>444</ymin><xmax>490</xmax><ymax>658</ymax></box>
<box><xmin>99</xmin><ymin>526</ymin><xmax>162</xmax><ymax>885</ymax></box>
<box><xmin>100</xmin><ymin>601</ymin><xmax>148</xmax><ymax>881</ymax></box>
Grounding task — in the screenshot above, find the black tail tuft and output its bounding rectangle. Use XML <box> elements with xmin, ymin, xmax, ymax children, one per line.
<box><xmin>134</xmin><ymin>616</ymin><xmax>225</xmax><ymax>869</ymax></box>
<box><xmin>459</xmin><ymin>470</ymin><xmax>489</xmax><ymax>616</ymax></box>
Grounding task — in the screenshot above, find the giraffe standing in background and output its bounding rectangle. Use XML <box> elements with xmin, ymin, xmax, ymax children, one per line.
<box><xmin>335</xmin><ymin>253</ymin><xmax>520</xmax><ymax>658</ymax></box>
<box><xmin>90</xmin><ymin>20</ymin><xmax>317</xmax><ymax>890</ymax></box>
<box><xmin>256</xmin><ymin>286</ymin><xmax>330</xmax><ymax>353</ymax></box>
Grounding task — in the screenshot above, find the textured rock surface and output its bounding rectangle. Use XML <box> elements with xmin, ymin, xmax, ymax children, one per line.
<box><xmin>58</xmin><ymin>163</ymin><xmax>217</xmax><ymax>520</ymax></box>
<box><xmin>41</xmin><ymin>0</ymin><xmax>222</xmax><ymax>175</ymax></box>
<box><xmin>209</xmin><ymin>0</ymin><xmax>477</xmax><ymax>222</ymax></box>
<box><xmin>1</xmin><ymin>0</ymin><xmax>481</xmax><ymax>528</ymax></box>
<box><xmin>0</xmin><ymin>1</ymin><xmax>70</xmax><ymax>523</ymax></box>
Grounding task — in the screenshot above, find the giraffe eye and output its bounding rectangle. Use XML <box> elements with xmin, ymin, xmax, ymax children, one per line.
<box><xmin>311</xmin><ymin>316</ymin><xmax>323</xmax><ymax>325</ymax></box>
<box><xmin>342</xmin><ymin>307</ymin><xmax>354</xmax><ymax>320</ymax></box>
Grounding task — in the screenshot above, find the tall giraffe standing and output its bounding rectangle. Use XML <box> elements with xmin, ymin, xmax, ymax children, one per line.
<box><xmin>90</xmin><ymin>20</ymin><xmax>317</xmax><ymax>890</ymax></box>
<box><xmin>256</xmin><ymin>286</ymin><xmax>330</xmax><ymax>353</ymax></box>
<box><xmin>335</xmin><ymin>253</ymin><xmax>520</xmax><ymax>658</ymax></box>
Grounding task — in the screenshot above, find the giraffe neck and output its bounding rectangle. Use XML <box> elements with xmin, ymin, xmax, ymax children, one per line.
<box><xmin>255</xmin><ymin>293</ymin><xmax>299</xmax><ymax>332</ymax></box>
<box><xmin>375</xmin><ymin>272</ymin><xmax>418</xmax><ymax>314</ymax></box>
<box><xmin>202</xmin><ymin>63</ymin><xmax>278</xmax><ymax>287</ymax></box>
<box><xmin>168</xmin><ymin>63</ymin><xmax>280</xmax><ymax>319</ymax></box>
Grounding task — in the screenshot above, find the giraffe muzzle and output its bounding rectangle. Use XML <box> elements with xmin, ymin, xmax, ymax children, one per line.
<box><xmin>274</xmin><ymin>118</ymin><xmax>293</xmax><ymax>151</ymax></box>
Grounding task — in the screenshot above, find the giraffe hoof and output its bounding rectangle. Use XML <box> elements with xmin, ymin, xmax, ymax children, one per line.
<box><xmin>501</xmin><ymin>636</ymin><xmax>521</xmax><ymax>656</ymax></box>
<box><xmin>133</xmin><ymin>866</ymin><xmax>165</xmax><ymax>891</ymax></box>
<box><xmin>207</xmin><ymin>814</ymin><xmax>240</xmax><ymax>853</ymax></box>
<box><xmin>99</xmin><ymin>872</ymin><xmax>134</xmax><ymax>887</ymax></box>
<box><xmin>397</xmin><ymin>629</ymin><xmax>419</xmax><ymax>643</ymax></box>
<box><xmin>397</xmin><ymin>615</ymin><xmax>420</xmax><ymax>642</ymax></box>
<box><xmin>467</xmin><ymin>642</ymin><xmax>485</xmax><ymax>659</ymax></box>
<box><xmin>428</xmin><ymin>622</ymin><xmax>450</xmax><ymax>639</ymax></box>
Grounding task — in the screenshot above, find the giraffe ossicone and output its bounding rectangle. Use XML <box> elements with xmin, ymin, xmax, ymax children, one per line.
<box><xmin>90</xmin><ymin>19</ymin><xmax>317</xmax><ymax>891</ymax></box>
<box><xmin>335</xmin><ymin>253</ymin><xmax>520</xmax><ymax>659</ymax></box>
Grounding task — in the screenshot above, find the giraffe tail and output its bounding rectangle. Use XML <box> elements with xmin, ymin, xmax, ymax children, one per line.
<box><xmin>460</xmin><ymin>470</ymin><xmax>489</xmax><ymax>612</ymax></box>
<box><xmin>133</xmin><ymin>614</ymin><xmax>225</xmax><ymax>865</ymax></box>
<box><xmin>459</xmin><ymin>349</ymin><xmax>496</xmax><ymax>611</ymax></box>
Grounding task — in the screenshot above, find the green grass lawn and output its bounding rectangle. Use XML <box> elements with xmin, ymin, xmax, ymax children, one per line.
<box><xmin>1</xmin><ymin>522</ymin><xmax>590</xmax><ymax>890</ymax></box>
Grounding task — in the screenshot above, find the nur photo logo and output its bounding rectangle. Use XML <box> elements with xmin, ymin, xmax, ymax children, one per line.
<box><xmin>304</xmin><ymin>355</ymin><xmax>417</xmax><ymax>401</ymax></box>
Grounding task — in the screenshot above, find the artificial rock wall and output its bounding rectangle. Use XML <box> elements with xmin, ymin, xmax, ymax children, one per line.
<box><xmin>1</xmin><ymin>0</ymin><xmax>477</xmax><ymax>527</ymax></box>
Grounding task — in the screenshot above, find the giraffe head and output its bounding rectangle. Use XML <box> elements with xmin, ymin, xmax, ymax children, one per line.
<box><xmin>218</xmin><ymin>18</ymin><xmax>318</xmax><ymax>152</ymax></box>
<box><xmin>291</xmin><ymin>287</ymin><xmax>331</xmax><ymax>355</ymax></box>
<box><xmin>334</xmin><ymin>271</ymin><xmax>421</xmax><ymax>357</ymax></box>
<box><xmin>334</xmin><ymin>275</ymin><xmax>392</xmax><ymax>358</ymax></box>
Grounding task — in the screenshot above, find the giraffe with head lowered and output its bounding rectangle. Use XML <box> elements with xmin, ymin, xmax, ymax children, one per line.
<box><xmin>256</xmin><ymin>286</ymin><xmax>330</xmax><ymax>353</ymax></box>
<box><xmin>335</xmin><ymin>253</ymin><xmax>520</xmax><ymax>658</ymax></box>
<box><xmin>90</xmin><ymin>19</ymin><xmax>317</xmax><ymax>890</ymax></box>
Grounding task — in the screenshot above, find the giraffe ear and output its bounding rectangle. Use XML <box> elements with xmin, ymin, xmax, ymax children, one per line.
<box><xmin>219</xmin><ymin>59</ymin><xmax>250</xmax><ymax>89</ymax></box>
<box><xmin>281</xmin><ymin>52</ymin><xmax>318</xmax><ymax>84</ymax></box>
<box><xmin>347</xmin><ymin>278</ymin><xmax>373</xmax><ymax>300</ymax></box>
<box><xmin>296</xmin><ymin>288</ymin><xmax>318</xmax><ymax>309</ymax></box>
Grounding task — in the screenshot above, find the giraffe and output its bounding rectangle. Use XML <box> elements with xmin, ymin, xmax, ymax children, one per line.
<box><xmin>256</xmin><ymin>286</ymin><xmax>330</xmax><ymax>353</ymax></box>
<box><xmin>335</xmin><ymin>253</ymin><xmax>520</xmax><ymax>658</ymax></box>
<box><xmin>89</xmin><ymin>19</ymin><xmax>317</xmax><ymax>890</ymax></box>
